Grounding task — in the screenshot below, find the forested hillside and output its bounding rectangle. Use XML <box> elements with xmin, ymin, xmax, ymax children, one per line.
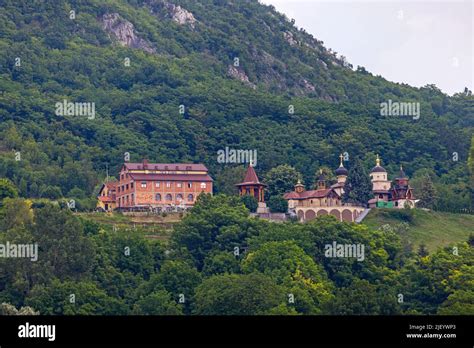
<box><xmin>0</xmin><ymin>0</ymin><xmax>472</xmax><ymax>210</ymax></box>
<box><xmin>0</xmin><ymin>0</ymin><xmax>473</xmax><ymax>317</ymax></box>
<box><xmin>1</xmin><ymin>195</ymin><xmax>473</xmax><ymax>315</ymax></box>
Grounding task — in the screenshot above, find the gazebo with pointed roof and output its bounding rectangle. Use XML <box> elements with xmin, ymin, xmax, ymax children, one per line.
<box><xmin>235</xmin><ymin>163</ymin><xmax>267</xmax><ymax>203</ymax></box>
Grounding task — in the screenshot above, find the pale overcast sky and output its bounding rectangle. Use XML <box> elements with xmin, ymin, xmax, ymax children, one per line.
<box><xmin>260</xmin><ymin>0</ymin><xmax>473</xmax><ymax>95</ymax></box>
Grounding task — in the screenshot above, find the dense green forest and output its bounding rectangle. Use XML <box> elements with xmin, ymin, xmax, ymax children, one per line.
<box><xmin>0</xmin><ymin>0</ymin><xmax>472</xmax><ymax>211</ymax></box>
<box><xmin>1</xmin><ymin>195</ymin><xmax>473</xmax><ymax>315</ymax></box>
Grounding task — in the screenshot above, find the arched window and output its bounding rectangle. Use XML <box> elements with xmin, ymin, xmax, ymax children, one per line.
<box><xmin>155</xmin><ymin>193</ymin><xmax>161</xmax><ymax>201</ymax></box>
<box><xmin>165</xmin><ymin>194</ymin><xmax>172</xmax><ymax>201</ymax></box>
<box><xmin>176</xmin><ymin>194</ymin><xmax>183</xmax><ymax>202</ymax></box>
<box><xmin>187</xmin><ymin>194</ymin><xmax>194</xmax><ymax>202</ymax></box>
<box><xmin>200</xmin><ymin>182</ymin><xmax>207</xmax><ymax>189</ymax></box>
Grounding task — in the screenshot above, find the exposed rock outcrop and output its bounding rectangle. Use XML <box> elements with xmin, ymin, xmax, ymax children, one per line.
<box><xmin>166</xmin><ymin>3</ymin><xmax>196</xmax><ymax>27</ymax></box>
<box><xmin>227</xmin><ymin>65</ymin><xmax>256</xmax><ymax>89</ymax></box>
<box><xmin>301</xmin><ymin>79</ymin><xmax>316</xmax><ymax>92</ymax></box>
<box><xmin>146</xmin><ymin>1</ymin><xmax>197</xmax><ymax>28</ymax></box>
<box><xmin>101</xmin><ymin>13</ymin><xmax>155</xmax><ymax>53</ymax></box>
<box><xmin>283</xmin><ymin>31</ymin><xmax>298</xmax><ymax>46</ymax></box>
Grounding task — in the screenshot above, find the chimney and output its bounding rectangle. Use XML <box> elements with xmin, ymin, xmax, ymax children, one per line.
<box><xmin>143</xmin><ymin>159</ymin><xmax>149</xmax><ymax>169</ymax></box>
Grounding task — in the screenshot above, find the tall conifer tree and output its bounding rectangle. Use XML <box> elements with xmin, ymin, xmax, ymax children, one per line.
<box><xmin>342</xmin><ymin>158</ymin><xmax>372</xmax><ymax>206</ymax></box>
<box><xmin>417</xmin><ymin>174</ymin><xmax>437</xmax><ymax>209</ymax></box>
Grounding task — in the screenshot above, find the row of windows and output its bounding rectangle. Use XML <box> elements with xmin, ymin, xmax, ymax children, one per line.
<box><xmin>370</xmin><ymin>174</ymin><xmax>387</xmax><ymax>180</ymax></box>
<box><xmin>119</xmin><ymin>194</ymin><xmax>134</xmax><ymax>205</ymax></box>
<box><xmin>118</xmin><ymin>182</ymin><xmax>134</xmax><ymax>193</ymax></box>
<box><xmin>155</xmin><ymin>193</ymin><xmax>194</xmax><ymax>202</ymax></box>
<box><xmin>117</xmin><ymin>181</ymin><xmax>208</xmax><ymax>192</ymax></box>
<box><xmin>140</xmin><ymin>182</ymin><xmax>207</xmax><ymax>189</ymax></box>
<box><xmin>119</xmin><ymin>193</ymin><xmax>194</xmax><ymax>205</ymax></box>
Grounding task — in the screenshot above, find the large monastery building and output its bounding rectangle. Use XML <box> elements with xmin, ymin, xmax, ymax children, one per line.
<box><xmin>283</xmin><ymin>154</ymin><xmax>418</xmax><ymax>223</ymax></box>
<box><xmin>97</xmin><ymin>159</ymin><xmax>213</xmax><ymax>211</ymax></box>
<box><xmin>284</xmin><ymin>156</ymin><xmax>365</xmax><ymax>222</ymax></box>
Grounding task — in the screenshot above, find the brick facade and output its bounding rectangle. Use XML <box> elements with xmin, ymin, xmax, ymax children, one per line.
<box><xmin>116</xmin><ymin>160</ymin><xmax>213</xmax><ymax>208</ymax></box>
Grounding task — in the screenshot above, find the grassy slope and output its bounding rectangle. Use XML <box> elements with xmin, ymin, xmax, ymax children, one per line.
<box><xmin>363</xmin><ymin>209</ymin><xmax>474</xmax><ymax>251</ymax></box>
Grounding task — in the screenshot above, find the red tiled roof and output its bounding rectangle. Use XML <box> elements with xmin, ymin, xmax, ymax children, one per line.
<box><xmin>283</xmin><ymin>191</ymin><xmax>300</xmax><ymax>199</ymax></box>
<box><xmin>98</xmin><ymin>181</ymin><xmax>117</xmax><ymax>196</ymax></box>
<box><xmin>283</xmin><ymin>189</ymin><xmax>334</xmax><ymax>200</ymax></box>
<box><xmin>124</xmin><ymin>162</ymin><xmax>208</xmax><ymax>172</ymax></box>
<box><xmin>105</xmin><ymin>181</ymin><xmax>117</xmax><ymax>190</ymax></box>
<box><xmin>129</xmin><ymin>174</ymin><xmax>213</xmax><ymax>182</ymax></box>
<box><xmin>98</xmin><ymin>196</ymin><xmax>115</xmax><ymax>203</ymax></box>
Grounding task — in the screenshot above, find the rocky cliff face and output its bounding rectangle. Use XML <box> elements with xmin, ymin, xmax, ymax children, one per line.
<box><xmin>165</xmin><ymin>2</ymin><xmax>196</xmax><ymax>27</ymax></box>
<box><xmin>283</xmin><ymin>31</ymin><xmax>298</xmax><ymax>46</ymax></box>
<box><xmin>227</xmin><ymin>65</ymin><xmax>256</xmax><ymax>89</ymax></box>
<box><xmin>97</xmin><ymin>1</ymin><xmax>342</xmax><ymax>99</ymax></box>
<box><xmin>101</xmin><ymin>13</ymin><xmax>155</xmax><ymax>53</ymax></box>
<box><xmin>146</xmin><ymin>0</ymin><xmax>197</xmax><ymax>28</ymax></box>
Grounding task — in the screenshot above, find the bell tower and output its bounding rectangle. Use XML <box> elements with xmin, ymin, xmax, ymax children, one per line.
<box><xmin>295</xmin><ymin>180</ymin><xmax>305</xmax><ymax>193</ymax></box>
<box><xmin>370</xmin><ymin>155</ymin><xmax>390</xmax><ymax>205</ymax></box>
<box><xmin>317</xmin><ymin>169</ymin><xmax>326</xmax><ymax>190</ymax></box>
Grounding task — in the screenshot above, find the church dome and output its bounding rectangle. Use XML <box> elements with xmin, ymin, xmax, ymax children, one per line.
<box><xmin>371</xmin><ymin>165</ymin><xmax>387</xmax><ymax>173</ymax></box>
<box><xmin>335</xmin><ymin>154</ymin><xmax>348</xmax><ymax>176</ymax></box>
<box><xmin>335</xmin><ymin>166</ymin><xmax>348</xmax><ymax>176</ymax></box>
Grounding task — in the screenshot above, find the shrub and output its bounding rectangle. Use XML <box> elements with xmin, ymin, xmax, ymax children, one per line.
<box><xmin>267</xmin><ymin>195</ymin><xmax>288</xmax><ymax>213</ymax></box>
<box><xmin>240</xmin><ymin>195</ymin><xmax>258</xmax><ymax>213</ymax></box>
